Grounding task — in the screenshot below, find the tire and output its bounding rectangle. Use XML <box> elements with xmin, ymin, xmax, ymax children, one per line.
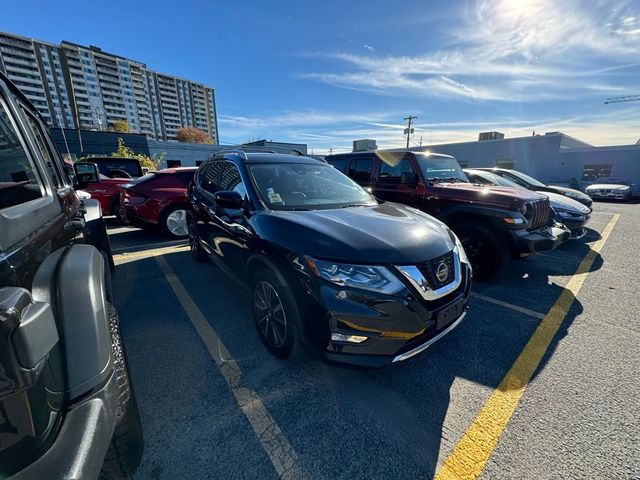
<box><xmin>187</xmin><ymin>212</ymin><xmax>207</xmax><ymax>263</ymax></box>
<box><xmin>109</xmin><ymin>194</ymin><xmax>123</xmax><ymax>222</ymax></box>
<box><xmin>100</xmin><ymin>304</ymin><xmax>143</xmax><ymax>479</ymax></box>
<box><xmin>160</xmin><ymin>205</ymin><xmax>189</xmax><ymax>238</ymax></box>
<box><xmin>251</xmin><ymin>268</ymin><xmax>302</xmax><ymax>359</ymax></box>
<box><xmin>453</xmin><ymin>223</ymin><xmax>509</xmax><ymax>280</ymax></box>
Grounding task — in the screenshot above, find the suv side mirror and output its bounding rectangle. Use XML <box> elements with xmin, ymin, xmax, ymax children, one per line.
<box><xmin>73</xmin><ymin>162</ymin><xmax>100</xmax><ymax>189</ymax></box>
<box><xmin>400</xmin><ymin>172</ymin><xmax>418</xmax><ymax>186</ymax></box>
<box><xmin>214</xmin><ymin>190</ymin><xmax>244</xmax><ymax>210</ymax></box>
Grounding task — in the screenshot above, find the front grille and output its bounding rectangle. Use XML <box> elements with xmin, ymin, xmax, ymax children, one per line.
<box><xmin>526</xmin><ymin>198</ymin><xmax>550</xmax><ymax>230</ymax></box>
<box><xmin>416</xmin><ymin>250</ymin><xmax>455</xmax><ymax>290</ymax></box>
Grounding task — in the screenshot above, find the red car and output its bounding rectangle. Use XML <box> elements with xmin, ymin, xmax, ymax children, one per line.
<box><xmin>120</xmin><ymin>167</ymin><xmax>197</xmax><ymax>237</ymax></box>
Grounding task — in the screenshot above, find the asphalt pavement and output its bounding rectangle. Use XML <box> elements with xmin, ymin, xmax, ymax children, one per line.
<box><xmin>109</xmin><ymin>202</ymin><xmax>639</xmax><ymax>480</ymax></box>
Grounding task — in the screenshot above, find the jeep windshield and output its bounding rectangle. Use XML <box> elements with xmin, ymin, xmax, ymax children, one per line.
<box><xmin>416</xmin><ymin>154</ymin><xmax>468</xmax><ymax>183</ymax></box>
<box><xmin>249</xmin><ymin>162</ymin><xmax>377</xmax><ymax>210</ymax></box>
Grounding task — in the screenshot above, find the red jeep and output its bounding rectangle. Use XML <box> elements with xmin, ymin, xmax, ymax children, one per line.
<box><xmin>65</xmin><ymin>157</ymin><xmax>143</xmax><ymax>216</ymax></box>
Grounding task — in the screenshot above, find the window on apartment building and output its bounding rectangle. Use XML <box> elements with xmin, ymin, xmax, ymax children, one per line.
<box><xmin>495</xmin><ymin>159</ymin><xmax>515</xmax><ymax>169</ymax></box>
<box><xmin>581</xmin><ymin>164</ymin><xmax>613</xmax><ymax>181</ymax></box>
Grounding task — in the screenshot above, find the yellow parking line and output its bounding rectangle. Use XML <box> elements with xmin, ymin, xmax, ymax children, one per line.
<box><xmin>113</xmin><ymin>245</ymin><xmax>190</xmax><ymax>265</ymax></box>
<box><xmin>436</xmin><ymin>213</ymin><xmax>620</xmax><ymax>480</ymax></box>
<box><xmin>155</xmin><ymin>256</ymin><xmax>308</xmax><ymax>480</ymax></box>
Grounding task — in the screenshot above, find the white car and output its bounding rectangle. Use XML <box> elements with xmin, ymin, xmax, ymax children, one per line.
<box><xmin>585</xmin><ymin>177</ymin><xmax>633</xmax><ymax>201</ymax></box>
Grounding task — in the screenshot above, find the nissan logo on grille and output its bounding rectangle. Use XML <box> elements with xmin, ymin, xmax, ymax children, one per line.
<box><xmin>435</xmin><ymin>262</ymin><xmax>449</xmax><ymax>283</ymax></box>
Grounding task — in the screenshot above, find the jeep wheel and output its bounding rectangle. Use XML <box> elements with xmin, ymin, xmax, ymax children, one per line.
<box><xmin>100</xmin><ymin>304</ymin><xmax>143</xmax><ymax>479</ymax></box>
<box><xmin>252</xmin><ymin>268</ymin><xmax>302</xmax><ymax>359</ymax></box>
<box><xmin>454</xmin><ymin>224</ymin><xmax>508</xmax><ymax>280</ymax></box>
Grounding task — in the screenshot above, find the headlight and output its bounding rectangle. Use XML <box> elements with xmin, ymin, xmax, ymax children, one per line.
<box><xmin>453</xmin><ymin>233</ymin><xmax>470</xmax><ymax>265</ymax></box>
<box><xmin>304</xmin><ymin>257</ymin><xmax>404</xmax><ymax>294</ymax></box>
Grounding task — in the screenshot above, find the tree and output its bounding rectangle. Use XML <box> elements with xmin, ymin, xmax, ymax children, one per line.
<box><xmin>111</xmin><ymin>138</ymin><xmax>164</xmax><ymax>171</ymax></box>
<box><xmin>176</xmin><ymin>126</ymin><xmax>211</xmax><ymax>144</ymax></box>
<box><xmin>108</xmin><ymin>120</ymin><xmax>130</xmax><ymax>133</ymax></box>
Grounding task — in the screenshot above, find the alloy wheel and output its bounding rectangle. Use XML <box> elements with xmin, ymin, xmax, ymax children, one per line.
<box><xmin>166</xmin><ymin>209</ymin><xmax>188</xmax><ymax>236</ymax></box>
<box><xmin>253</xmin><ymin>281</ymin><xmax>287</xmax><ymax>348</ymax></box>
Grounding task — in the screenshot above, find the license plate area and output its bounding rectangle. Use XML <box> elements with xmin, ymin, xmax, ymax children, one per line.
<box><xmin>436</xmin><ymin>297</ymin><xmax>466</xmax><ymax>329</ymax></box>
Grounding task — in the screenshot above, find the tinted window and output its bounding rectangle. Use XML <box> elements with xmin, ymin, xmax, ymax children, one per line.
<box><xmin>200</xmin><ymin>162</ymin><xmax>224</xmax><ymax>194</ymax></box>
<box><xmin>328</xmin><ymin>158</ymin><xmax>347</xmax><ymax>173</ymax></box>
<box><xmin>379</xmin><ymin>157</ymin><xmax>414</xmax><ymax>182</ymax></box>
<box><xmin>22</xmin><ymin>108</ymin><xmax>64</xmax><ymax>188</ymax></box>
<box><xmin>219</xmin><ymin>163</ymin><xmax>246</xmax><ymax>196</ymax></box>
<box><xmin>349</xmin><ymin>159</ymin><xmax>373</xmax><ymax>182</ymax></box>
<box><xmin>94</xmin><ymin>159</ymin><xmax>142</xmax><ymax>178</ymax></box>
<box><xmin>0</xmin><ymin>99</ymin><xmax>43</xmax><ymax>209</ymax></box>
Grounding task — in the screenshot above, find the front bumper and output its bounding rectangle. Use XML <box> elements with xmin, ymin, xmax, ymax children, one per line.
<box><xmin>555</xmin><ymin>214</ymin><xmax>591</xmax><ymax>239</ymax></box>
<box><xmin>10</xmin><ymin>371</ymin><xmax>119</xmax><ymax>480</ymax></box>
<box><xmin>587</xmin><ymin>191</ymin><xmax>629</xmax><ymax>200</ymax></box>
<box><xmin>308</xmin><ymin>262</ymin><xmax>473</xmax><ymax>368</ymax></box>
<box><xmin>512</xmin><ymin>223</ymin><xmax>571</xmax><ymax>255</ymax></box>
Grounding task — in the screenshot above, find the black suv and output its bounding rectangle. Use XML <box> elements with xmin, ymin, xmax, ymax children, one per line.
<box><xmin>187</xmin><ymin>151</ymin><xmax>472</xmax><ymax>367</ymax></box>
<box><xmin>0</xmin><ymin>73</ymin><xmax>142</xmax><ymax>478</ymax></box>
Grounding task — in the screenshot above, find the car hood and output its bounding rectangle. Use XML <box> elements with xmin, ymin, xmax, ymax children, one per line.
<box><xmin>540</xmin><ymin>191</ymin><xmax>591</xmax><ymax>214</ymax></box>
<box><xmin>253</xmin><ymin>202</ymin><xmax>455</xmax><ymax>264</ymax></box>
<box><xmin>433</xmin><ymin>181</ymin><xmax>545</xmax><ymax>208</ymax></box>
<box><xmin>586</xmin><ymin>184</ymin><xmax>630</xmax><ymax>191</ymax></box>
<box><xmin>550</xmin><ymin>185</ymin><xmax>591</xmax><ymax>199</ymax></box>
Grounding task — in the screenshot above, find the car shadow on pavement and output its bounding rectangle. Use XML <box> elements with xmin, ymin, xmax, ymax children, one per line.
<box><xmin>111</xmin><ymin>251</ymin><xmax>588</xmax><ymax>480</ymax></box>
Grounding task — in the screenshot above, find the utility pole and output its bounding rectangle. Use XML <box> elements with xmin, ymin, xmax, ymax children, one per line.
<box><xmin>419</xmin><ymin>135</ymin><xmax>423</xmax><ymax>147</ymax></box>
<box><xmin>329</xmin><ymin>147</ymin><xmax>334</xmax><ymax>155</ymax></box>
<box><xmin>404</xmin><ymin>115</ymin><xmax>417</xmax><ymax>148</ymax></box>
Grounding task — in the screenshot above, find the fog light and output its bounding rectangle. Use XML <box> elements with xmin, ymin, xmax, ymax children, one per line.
<box><xmin>331</xmin><ymin>333</ymin><xmax>367</xmax><ymax>343</ymax></box>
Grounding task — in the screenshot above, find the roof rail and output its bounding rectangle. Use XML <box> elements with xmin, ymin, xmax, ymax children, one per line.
<box><xmin>289</xmin><ymin>149</ymin><xmax>306</xmax><ymax>156</ymax></box>
<box><xmin>211</xmin><ymin>149</ymin><xmax>248</xmax><ymax>160</ymax></box>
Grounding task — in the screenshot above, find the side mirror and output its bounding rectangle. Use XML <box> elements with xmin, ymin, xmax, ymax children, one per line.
<box><xmin>214</xmin><ymin>190</ymin><xmax>244</xmax><ymax>211</ymax></box>
<box><xmin>73</xmin><ymin>162</ymin><xmax>99</xmax><ymax>189</ymax></box>
<box><xmin>400</xmin><ymin>172</ymin><xmax>418</xmax><ymax>186</ymax></box>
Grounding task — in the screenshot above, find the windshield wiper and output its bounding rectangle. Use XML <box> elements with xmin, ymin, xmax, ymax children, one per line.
<box><xmin>336</xmin><ymin>203</ymin><xmax>372</xmax><ymax>209</ymax></box>
<box><xmin>428</xmin><ymin>177</ymin><xmax>467</xmax><ymax>183</ymax></box>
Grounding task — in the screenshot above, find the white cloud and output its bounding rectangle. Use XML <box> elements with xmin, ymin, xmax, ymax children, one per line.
<box><xmin>363</xmin><ymin>44</ymin><xmax>375</xmax><ymax>52</ymax></box>
<box><xmin>299</xmin><ymin>0</ymin><xmax>640</xmax><ymax>102</ymax></box>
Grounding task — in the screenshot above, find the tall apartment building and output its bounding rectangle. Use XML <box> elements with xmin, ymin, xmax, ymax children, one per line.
<box><xmin>0</xmin><ymin>31</ymin><xmax>219</xmax><ymax>143</ymax></box>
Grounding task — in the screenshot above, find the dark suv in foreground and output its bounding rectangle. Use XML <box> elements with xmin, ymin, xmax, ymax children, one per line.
<box><xmin>326</xmin><ymin>151</ymin><xmax>571</xmax><ymax>279</ymax></box>
<box><xmin>0</xmin><ymin>73</ymin><xmax>141</xmax><ymax>479</ymax></box>
<box><xmin>187</xmin><ymin>151</ymin><xmax>472</xmax><ymax>367</ymax></box>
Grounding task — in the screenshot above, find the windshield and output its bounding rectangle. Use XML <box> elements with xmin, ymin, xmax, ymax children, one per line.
<box><xmin>93</xmin><ymin>159</ymin><xmax>143</xmax><ymax>178</ymax></box>
<box><xmin>416</xmin><ymin>154</ymin><xmax>468</xmax><ymax>182</ymax></box>
<box><xmin>249</xmin><ymin>162</ymin><xmax>376</xmax><ymax>210</ymax></box>
<box><xmin>507</xmin><ymin>170</ymin><xmax>546</xmax><ymax>188</ymax></box>
<box><xmin>593</xmin><ymin>177</ymin><xmax>629</xmax><ymax>185</ymax></box>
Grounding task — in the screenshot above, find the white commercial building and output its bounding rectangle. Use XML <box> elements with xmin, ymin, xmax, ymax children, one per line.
<box><xmin>407</xmin><ymin>131</ymin><xmax>640</xmax><ymax>196</ymax></box>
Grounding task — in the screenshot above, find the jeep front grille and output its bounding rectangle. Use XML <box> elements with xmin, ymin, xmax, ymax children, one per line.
<box><xmin>526</xmin><ymin>198</ymin><xmax>550</xmax><ymax>230</ymax></box>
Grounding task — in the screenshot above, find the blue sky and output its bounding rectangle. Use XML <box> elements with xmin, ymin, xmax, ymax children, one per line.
<box><xmin>3</xmin><ymin>0</ymin><xmax>640</xmax><ymax>152</ymax></box>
